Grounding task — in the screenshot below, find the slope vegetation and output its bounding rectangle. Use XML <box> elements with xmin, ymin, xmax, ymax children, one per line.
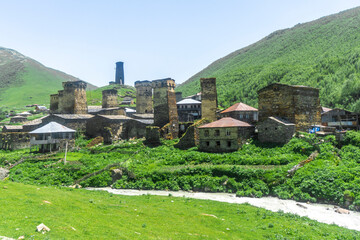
<box><xmin>177</xmin><ymin>7</ymin><xmax>360</xmax><ymax>111</ymax></box>
<box><xmin>0</xmin><ymin>47</ymin><xmax>97</xmax><ymax>109</ymax></box>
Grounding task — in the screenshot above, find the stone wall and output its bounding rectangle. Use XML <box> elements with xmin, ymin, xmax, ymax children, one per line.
<box><xmin>200</xmin><ymin>78</ymin><xmax>217</xmax><ymax>121</ymax></box>
<box><xmin>144</xmin><ymin>126</ymin><xmax>161</xmax><ymax>146</ymax></box>
<box><xmin>61</xmin><ymin>81</ymin><xmax>88</xmax><ymax>114</ymax></box>
<box><xmin>258</xmin><ymin>83</ymin><xmax>321</xmax><ymax>131</ymax></box>
<box><xmin>258</xmin><ymin>117</ymin><xmax>295</xmax><ymax>144</ymax></box>
<box><xmin>50</xmin><ymin>94</ymin><xmax>59</xmax><ymax>113</ymax></box>
<box><xmin>102</xmin><ymin>89</ymin><xmax>118</xmax><ymax>108</ymax></box>
<box><xmin>85</xmin><ymin>115</ymin><xmax>130</xmax><ymax>140</ymax></box>
<box><xmin>57</xmin><ymin>90</ymin><xmax>64</xmax><ymax>113</ymax></box>
<box><xmin>121</xmin><ymin>119</ymin><xmax>150</xmax><ymax>139</ymax></box>
<box><xmin>135</xmin><ymin>81</ymin><xmax>153</xmax><ymax>114</ymax></box>
<box><xmin>0</xmin><ymin>132</ymin><xmax>30</xmax><ymax>150</ymax></box>
<box><xmin>152</xmin><ymin>78</ymin><xmax>179</xmax><ymax>138</ymax></box>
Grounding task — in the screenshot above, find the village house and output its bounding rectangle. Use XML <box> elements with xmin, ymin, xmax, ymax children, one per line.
<box><xmin>176</xmin><ymin>98</ymin><xmax>201</xmax><ymax>122</ymax></box>
<box><xmin>257</xmin><ymin>116</ymin><xmax>295</xmax><ymax>144</ymax></box>
<box><xmin>321</xmin><ymin>107</ymin><xmax>359</xmax><ymax>130</ymax></box>
<box><xmin>198</xmin><ymin>117</ymin><xmax>254</xmax><ymax>152</ymax></box>
<box><xmin>121</xmin><ymin>118</ymin><xmax>154</xmax><ymax>139</ymax></box>
<box><xmin>29</xmin><ymin>121</ymin><xmax>76</xmax><ymax>152</ymax></box>
<box><xmin>220</xmin><ymin>102</ymin><xmax>258</xmax><ymax>124</ymax></box>
<box><xmin>10</xmin><ymin>115</ymin><xmax>27</xmax><ymax>124</ymax></box>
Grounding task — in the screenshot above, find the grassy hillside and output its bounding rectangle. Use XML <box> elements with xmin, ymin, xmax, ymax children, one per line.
<box><xmin>87</xmin><ymin>84</ymin><xmax>136</xmax><ymax>106</ymax></box>
<box><xmin>0</xmin><ymin>181</ymin><xmax>358</xmax><ymax>239</ymax></box>
<box><xmin>177</xmin><ymin>7</ymin><xmax>360</xmax><ymax>111</ymax></box>
<box><xmin>4</xmin><ymin>131</ymin><xmax>360</xmax><ymax>210</ymax></box>
<box><xmin>0</xmin><ymin>47</ymin><xmax>97</xmax><ymax>110</ymax></box>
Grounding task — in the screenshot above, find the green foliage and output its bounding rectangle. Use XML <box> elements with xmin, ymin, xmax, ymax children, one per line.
<box><xmin>177</xmin><ymin>8</ymin><xmax>360</xmax><ymax>111</ymax></box>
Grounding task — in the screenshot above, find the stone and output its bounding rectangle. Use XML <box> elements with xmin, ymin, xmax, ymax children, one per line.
<box><xmin>36</xmin><ymin>223</ymin><xmax>50</xmax><ymax>232</ymax></box>
<box><xmin>200</xmin><ymin>78</ymin><xmax>217</xmax><ymax>122</ymax></box>
<box><xmin>335</xmin><ymin>208</ymin><xmax>350</xmax><ymax>214</ymax></box>
<box><xmin>0</xmin><ymin>168</ymin><xmax>9</xmax><ymax>180</ymax></box>
<box><xmin>111</xmin><ymin>169</ymin><xmax>123</xmax><ymax>183</ymax></box>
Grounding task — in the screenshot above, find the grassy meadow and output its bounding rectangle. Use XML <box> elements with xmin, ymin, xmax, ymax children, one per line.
<box><xmin>0</xmin><ymin>181</ymin><xmax>359</xmax><ymax>239</ymax></box>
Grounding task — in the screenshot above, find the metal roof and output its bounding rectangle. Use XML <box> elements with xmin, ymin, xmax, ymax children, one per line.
<box><xmin>221</xmin><ymin>102</ymin><xmax>258</xmax><ymax>113</ymax></box>
<box><xmin>53</xmin><ymin>114</ymin><xmax>94</xmax><ymax>120</ymax></box>
<box><xmin>321</xmin><ymin>107</ymin><xmax>333</xmax><ymax>113</ymax></box>
<box><xmin>125</xmin><ymin>108</ymin><xmax>136</xmax><ymax>113</ymax></box>
<box><xmin>198</xmin><ymin>117</ymin><xmax>253</xmax><ymax>128</ymax></box>
<box><xmin>29</xmin><ymin>121</ymin><xmax>76</xmax><ymax>134</ymax></box>
<box><xmin>3</xmin><ymin>125</ymin><xmax>23</xmax><ymax>130</ymax></box>
<box><xmin>177</xmin><ymin>98</ymin><xmax>201</xmax><ymax>105</ymax></box>
<box><xmin>132</xmin><ymin>113</ymin><xmax>154</xmax><ymax>119</ymax></box>
<box><xmin>268</xmin><ymin>117</ymin><xmax>295</xmax><ymax>126</ymax></box>
<box><xmin>98</xmin><ymin>115</ymin><xmax>132</xmax><ymax>120</ymax></box>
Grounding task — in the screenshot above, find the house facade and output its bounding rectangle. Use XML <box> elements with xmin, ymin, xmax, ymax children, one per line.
<box><xmin>198</xmin><ymin>117</ymin><xmax>254</xmax><ymax>152</ymax></box>
<box><xmin>258</xmin><ymin>117</ymin><xmax>295</xmax><ymax>144</ymax></box>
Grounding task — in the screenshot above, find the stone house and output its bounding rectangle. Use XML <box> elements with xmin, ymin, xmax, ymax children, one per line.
<box><xmin>85</xmin><ymin>115</ymin><xmax>132</xmax><ymax>139</ymax></box>
<box><xmin>258</xmin><ymin>83</ymin><xmax>321</xmax><ymax>131</ymax></box>
<box><xmin>258</xmin><ymin>117</ymin><xmax>295</xmax><ymax>144</ymax></box>
<box><xmin>2</xmin><ymin>125</ymin><xmax>24</xmax><ymax>133</ymax></box>
<box><xmin>177</xmin><ymin>98</ymin><xmax>201</xmax><ymax>122</ymax></box>
<box><xmin>10</xmin><ymin>116</ymin><xmax>28</xmax><ymax>124</ymax></box>
<box><xmin>40</xmin><ymin>114</ymin><xmax>94</xmax><ymax>132</ymax></box>
<box><xmin>198</xmin><ymin>117</ymin><xmax>254</xmax><ymax>152</ymax></box>
<box><xmin>220</xmin><ymin>102</ymin><xmax>258</xmax><ymax>124</ymax></box>
<box><xmin>121</xmin><ymin>119</ymin><xmax>154</xmax><ymax>139</ymax></box>
<box><xmin>29</xmin><ymin>121</ymin><xmax>76</xmax><ymax>152</ymax></box>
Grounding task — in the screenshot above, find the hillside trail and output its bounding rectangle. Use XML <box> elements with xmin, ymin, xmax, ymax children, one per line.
<box><xmin>87</xmin><ymin>187</ymin><xmax>360</xmax><ymax>231</ymax></box>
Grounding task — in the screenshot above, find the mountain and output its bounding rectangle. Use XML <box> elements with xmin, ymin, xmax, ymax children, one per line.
<box><xmin>0</xmin><ymin>47</ymin><xmax>97</xmax><ymax>109</ymax></box>
<box><xmin>176</xmin><ymin>7</ymin><xmax>360</xmax><ymax>111</ymax></box>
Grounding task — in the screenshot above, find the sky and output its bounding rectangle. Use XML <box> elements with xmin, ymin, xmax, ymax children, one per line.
<box><xmin>0</xmin><ymin>0</ymin><xmax>359</xmax><ymax>87</ymax></box>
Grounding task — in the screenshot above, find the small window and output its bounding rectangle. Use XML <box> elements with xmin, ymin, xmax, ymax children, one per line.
<box><xmin>240</xmin><ymin>114</ymin><xmax>243</xmax><ymax>119</ymax></box>
<box><xmin>246</xmin><ymin>114</ymin><xmax>249</xmax><ymax>119</ymax></box>
<box><xmin>206</xmin><ymin>141</ymin><xmax>210</xmax><ymax>146</ymax></box>
<box><xmin>216</xmin><ymin>141</ymin><xmax>221</xmax><ymax>147</ymax></box>
<box><xmin>274</xmin><ymin>127</ymin><xmax>278</xmax><ymax>130</ymax></box>
<box><xmin>215</xmin><ymin>130</ymin><xmax>220</xmax><ymax>136</ymax></box>
<box><xmin>204</xmin><ymin>130</ymin><xmax>209</xmax><ymax>137</ymax></box>
<box><xmin>226</xmin><ymin>129</ymin><xmax>231</xmax><ymax>136</ymax></box>
<box><xmin>227</xmin><ymin>141</ymin><xmax>231</xmax><ymax>147</ymax></box>
<box><xmin>265</xmin><ymin>127</ymin><xmax>268</xmax><ymax>131</ymax></box>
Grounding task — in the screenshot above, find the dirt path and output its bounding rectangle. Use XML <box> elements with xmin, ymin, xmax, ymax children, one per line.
<box><xmin>87</xmin><ymin>187</ymin><xmax>360</xmax><ymax>231</ymax></box>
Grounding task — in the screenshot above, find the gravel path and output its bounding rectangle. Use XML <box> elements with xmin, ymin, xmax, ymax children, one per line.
<box><xmin>87</xmin><ymin>187</ymin><xmax>360</xmax><ymax>231</ymax></box>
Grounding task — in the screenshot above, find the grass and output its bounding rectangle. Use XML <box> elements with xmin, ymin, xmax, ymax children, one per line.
<box><xmin>0</xmin><ymin>180</ymin><xmax>358</xmax><ymax>239</ymax></box>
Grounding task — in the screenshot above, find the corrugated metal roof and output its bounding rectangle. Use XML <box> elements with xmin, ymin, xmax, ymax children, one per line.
<box><xmin>125</xmin><ymin>108</ymin><xmax>136</xmax><ymax>113</ymax></box>
<box><xmin>177</xmin><ymin>98</ymin><xmax>201</xmax><ymax>104</ymax></box>
<box><xmin>198</xmin><ymin>117</ymin><xmax>253</xmax><ymax>128</ymax></box>
<box><xmin>221</xmin><ymin>102</ymin><xmax>258</xmax><ymax>113</ymax></box>
<box><xmin>133</xmin><ymin>119</ymin><xmax>154</xmax><ymax>125</ymax></box>
<box><xmin>321</xmin><ymin>107</ymin><xmax>332</xmax><ymax>113</ymax></box>
<box><xmin>268</xmin><ymin>117</ymin><xmax>295</xmax><ymax>125</ymax></box>
<box><xmin>98</xmin><ymin>115</ymin><xmax>132</xmax><ymax>120</ymax></box>
<box><xmin>29</xmin><ymin>121</ymin><xmax>76</xmax><ymax>134</ymax></box>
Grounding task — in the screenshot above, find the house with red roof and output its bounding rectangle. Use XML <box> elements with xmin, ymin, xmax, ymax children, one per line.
<box><xmin>220</xmin><ymin>102</ymin><xmax>258</xmax><ymax>124</ymax></box>
<box><xmin>198</xmin><ymin>117</ymin><xmax>254</xmax><ymax>152</ymax></box>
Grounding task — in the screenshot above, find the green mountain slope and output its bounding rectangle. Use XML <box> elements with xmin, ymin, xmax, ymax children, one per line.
<box><xmin>87</xmin><ymin>84</ymin><xmax>136</xmax><ymax>106</ymax></box>
<box><xmin>177</xmin><ymin>7</ymin><xmax>360</xmax><ymax>111</ymax></box>
<box><xmin>0</xmin><ymin>47</ymin><xmax>97</xmax><ymax>109</ymax></box>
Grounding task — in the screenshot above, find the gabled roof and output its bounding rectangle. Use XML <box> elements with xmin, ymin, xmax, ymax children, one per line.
<box><xmin>198</xmin><ymin>117</ymin><xmax>253</xmax><ymax>128</ymax></box>
<box><xmin>53</xmin><ymin>114</ymin><xmax>94</xmax><ymax>120</ymax></box>
<box><xmin>221</xmin><ymin>102</ymin><xmax>257</xmax><ymax>113</ymax></box>
<box><xmin>267</xmin><ymin>116</ymin><xmax>295</xmax><ymax>126</ymax></box>
<box><xmin>321</xmin><ymin>107</ymin><xmax>332</xmax><ymax>113</ymax></box>
<box><xmin>97</xmin><ymin>115</ymin><xmax>132</xmax><ymax>120</ymax></box>
<box><xmin>29</xmin><ymin>121</ymin><xmax>76</xmax><ymax>134</ymax></box>
<box><xmin>3</xmin><ymin>125</ymin><xmax>23</xmax><ymax>130</ymax></box>
<box><xmin>177</xmin><ymin>98</ymin><xmax>201</xmax><ymax>104</ymax></box>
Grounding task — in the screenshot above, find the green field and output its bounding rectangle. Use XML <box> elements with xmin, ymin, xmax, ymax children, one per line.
<box><xmin>0</xmin><ymin>181</ymin><xmax>358</xmax><ymax>239</ymax></box>
<box><xmin>177</xmin><ymin>7</ymin><xmax>360</xmax><ymax>112</ymax></box>
<box><xmin>86</xmin><ymin>84</ymin><xmax>136</xmax><ymax>107</ymax></box>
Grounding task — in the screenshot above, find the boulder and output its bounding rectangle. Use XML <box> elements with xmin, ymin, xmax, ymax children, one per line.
<box><xmin>36</xmin><ymin>223</ymin><xmax>50</xmax><ymax>232</ymax></box>
<box><xmin>111</xmin><ymin>169</ymin><xmax>123</xmax><ymax>183</ymax></box>
<box><xmin>0</xmin><ymin>168</ymin><xmax>9</xmax><ymax>180</ymax></box>
<box><xmin>335</xmin><ymin>208</ymin><xmax>350</xmax><ymax>214</ymax></box>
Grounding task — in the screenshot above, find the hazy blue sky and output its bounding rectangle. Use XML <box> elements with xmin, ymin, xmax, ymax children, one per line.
<box><xmin>1</xmin><ymin>0</ymin><xmax>359</xmax><ymax>87</ymax></box>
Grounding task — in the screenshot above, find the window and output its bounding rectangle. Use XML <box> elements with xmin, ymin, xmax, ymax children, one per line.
<box><xmin>215</xmin><ymin>130</ymin><xmax>220</xmax><ymax>136</ymax></box>
<box><xmin>216</xmin><ymin>141</ymin><xmax>220</xmax><ymax>147</ymax></box>
<box><xmin>206</xmin><ymin>141</ymin><xmax>210</xmax><ymax>146</ymax></box>
<box><xmin>227</xmin><ymin>141</ymin><xmax>231</xmax><ymax>147</ymax></box>
<box><xmin>226</xmin><ymin>129</ymin><xmax>231</xmax><ymax>136</ymax></box>
<box><xmin>204</xmin><ymin>130</ymin><xmax>209</xmax><ymax>137</ymax></box>
<box><xmin>246</xmin><ymin>114</ymin><xmax>249</xmax><ymax>119</ymax></box>
<box><xmin>240</xmin><ymin>114</ymin><xmax>243</xmax><ymax>119</ymax></box>
<box><xmin>274</xmin><ymin>127</ymin><xmax>278</xmax><ymax>130</ymax></box>
<box><xmin>265</xmin><ymin>127</ymin><xmax>268</xmax><ymax>131</ymax></box>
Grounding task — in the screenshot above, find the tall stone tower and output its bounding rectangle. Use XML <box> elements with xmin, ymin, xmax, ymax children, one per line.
<box><xmin>152</xmin><ymin>78</ymin><xmax>179</xmax><ymax>138</ymax></box>
<box><xmin>115</xmin><ymin>61</ymin><xmax>124</xmax><ymax>85</ymax></box>
<box><xmin>61</xmin><ymin>80</ymin><xmax>88</xmax><ymax>114</ymax></box>
<box><xmin>50</xmin><ymin>94</ymin><xmax>59</xmax><ymax>113</ymax></box>
<box><xmin>102</xmin><ymin>89</ymin><xmax>118</xmax><ymax>108</ymax></box>
<box><xmin>200</xmin><ymin>78</ymin><xmax>217</xmax><ymax>121</ymax></box>
<box><xmin>135</xmin><ymin>80</ymin><xmax>153</xmax><ymax>114</ymax></box>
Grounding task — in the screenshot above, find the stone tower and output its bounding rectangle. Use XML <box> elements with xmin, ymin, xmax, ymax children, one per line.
<box><xmin>152</xmin><ymin>78</ymin><xmax>179</xmax><ymax>138</ymax></box>
<box><xmin>102</xmin><ymin>89</ymin><xmax>118</xmax><ymax>108</ymax></box>
<box><xmin>115</xmin><ymin>61</ymin><xmax>124</xmax><ymax>85</ymax></box>
<box><xmin>50</xmin><ymin>94</ymin><xmax>59</xmax><ymax>113</ymax></box>
<box><xmin>200</xmin><ymin>78</ymin><xmax>217</xmax><ymax>121</ymax></box>
<box><xmin>61</xmin><ymin>80</ymin><xmax>88</xmax><ymax>114</ymax></box>
<box><xmin>135</xmin><ymin>80</ymin><xmax>153</xmax><ymax>114</ymax></box>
